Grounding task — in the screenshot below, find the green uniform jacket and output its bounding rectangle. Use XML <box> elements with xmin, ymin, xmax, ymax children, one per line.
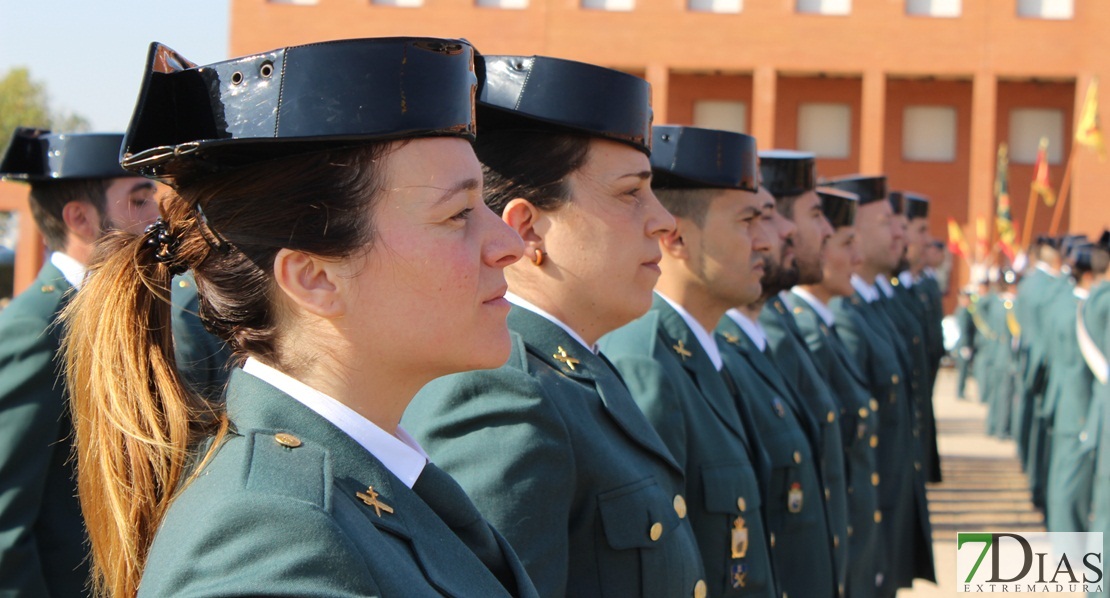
<box><xmin>405</xmin><ymin>307</ymin><xmax>706</xmax><ymax>598</ymax></box>
<box><xmin>1083</xmin><ymin>282</ymin><xmax>1110</xmax><ymax>597</ymax></box>
<box><xmin>1014</xmin><ymin>268</ymin><xmax>1062</xmax><ymax>479</ymax></box>
<box><xmin>0</xmin><ymin>262</ymin><xmax>89</xmax><ymax>597</ymax></box>
<box><xmin>171</xmin><ymin>273</ymin><xmax>233</xmax><ymax>400</ymax></box>
<box><xmin>892</xmin><ymin>279</ymin><xmax>942</xmax><ymax>483</ymax></box>
<box><xmin>140</xmin><ymin>369</ymin><xmax>538</xmax><ymax>597</ymax></box>
<box><xmin>790</xmin><ymin>292</ymin><xmax>885</xmax><ymax>598</ymax></box>
<box><xmin>953</xmin><ymin>304</ymin><xmax>976</xmax><ymax>400</ymax></box>
<box><xmin>830</xmin><ymin>293</ymin><xmax>935</xmax><ymax>593</ymax></box>
<box><xmin>758</xmin><ymin>296</ymin><xmax>849</xmax><ymax>591</ymax></box>
<box><xmin>714</xmin><ymin>315</ymin><xmax>837</xmax><ymax>598</ymax></box>
<box><xmin>600</xmin><ymin>297</ymin><xmax>776</xmax><ymax>598</ymax></box>
<box><xmin>1044</xmin><ymin>289</ymin><xmax>1096</xmax><ymax>533</ymax></box>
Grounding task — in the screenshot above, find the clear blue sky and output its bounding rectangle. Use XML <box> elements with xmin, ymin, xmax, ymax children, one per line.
<box><xmin>0</xmin><ymin>0</ymin><xmax>230</xmax><ymax>132</ymax></box>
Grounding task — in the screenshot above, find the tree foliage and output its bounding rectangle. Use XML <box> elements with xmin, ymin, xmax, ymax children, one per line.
<box><xmin>0</xmin><ymin>67</ymin><xmax>90</xmax><ymax>156</ymax></box>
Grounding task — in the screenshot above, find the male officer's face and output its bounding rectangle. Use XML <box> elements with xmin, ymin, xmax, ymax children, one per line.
<box><xmin>678</xmin><ymin>187</ymin><xmax>770</xmax><ymax>307</ymax></box>
<box><xmin>855</xmin><ymin>200</ymin><xmax>903</xmax><ymax>274</ymax></box>
<box><xmin>756</xmin><ymin>187</ymin><xmax>799</xmax><ymax>296</ymax></box>
<box><xmin>100</xmin><ymin>177</ymin><xmax>160</xmax><ymax>236</ymax></box>
<box><xmin>903</xmin><ymin>217</ymin><xmax>929</xmax><ymax>271</ymax></box>
<box><xmin>788</xmin><ymin>190</ymin><xmax>833</xmax><ymax>285</ymax></box>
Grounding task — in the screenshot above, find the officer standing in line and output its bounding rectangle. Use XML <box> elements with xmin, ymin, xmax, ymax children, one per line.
<box><xmin>824</xmin><ymin>175</ymin><xmax>935</xmax><ymax>597</ymax></box>
<box><xmin>1046</xmin><ymin>241</ymin><xmax>1108</xmax><ymax>532</ymax></box>
<box><xmin>1080</xmin><ymin>234</ymin><xmax>1110</xmax><ymax>598</ymax></box>
<box><xmin>601</xmin><ymin>125</ymin><xmax>778</xmax><ymax>598</ymax></box>
<box><xmin>745</xmin><ymin>151</ymin><xmax>849</xmax><ymax>596</ymax></box>
<box><xmin>0</xmin><ymin>128</ymin><xmax>160</xmax><ymax>596</ymax></box>
<box><xmin>889</xmin><ymin>192</ymin><xmax>942</xmax><ymax>483</ymax></box>
<box><xmin>791</xmin><ymin>187</ymin><xmax>886</xmax><ymax>598</ymax></box>
<box><xmin>952</xmin><ymin>290</ymin><xmax>977</xmax><ymax>401</ymax></box>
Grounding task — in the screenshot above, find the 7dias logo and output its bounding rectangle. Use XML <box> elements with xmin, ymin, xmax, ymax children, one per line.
<box><xmin>957</xmin><ymin>532</ymin><xmax>1103</xmax><ymax>593</ymax></box>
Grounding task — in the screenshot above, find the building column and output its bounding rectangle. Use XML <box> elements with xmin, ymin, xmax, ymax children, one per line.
<box><xmin>645</xmin><ymin>63</ymin><xmax>670</xmax><ymax>124</ymax></box>
<box><xmin>967</xmin><ymin>71</ymin><xmax>997</xmax><ymax>244</ymax></box>
<box><xmin>859</xmin><ymin>70</ymin><xmax>886</xmax><ymax>174</ymax></box>
<box><xmin>751</xmin><ymin>66</ymin><xmax>776</xmax><ymax>147</ymax></box>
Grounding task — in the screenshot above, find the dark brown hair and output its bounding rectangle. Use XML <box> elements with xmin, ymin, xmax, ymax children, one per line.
<box><xmin>653</xmin><ymin>187</ymin><xmax>719</xmax><ymax>227</ymax></box>
<box><xmin>62</xmin><ymin>143</ymin><xmax>390</xmax><ymax>598</ymax></box>
<box><xmin>475</xmin><ymin>129</ymin><xmax>591</xmax><ymax>214</ymax></box>
<box><xmin>28</xmin><ymin>179</ymin><xmax>110</xmax><ymax>251</ymax></box>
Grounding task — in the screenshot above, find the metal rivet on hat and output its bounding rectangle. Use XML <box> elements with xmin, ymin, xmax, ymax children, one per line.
<box><xmin>231</xmin><ymin>71</ymin><xmax>244</xmax><ymax>86</ymax></box>
<box><xmin>260</xmin><ymin>61</ymin><xmax>274</xmax><ymax>78</ymax></box>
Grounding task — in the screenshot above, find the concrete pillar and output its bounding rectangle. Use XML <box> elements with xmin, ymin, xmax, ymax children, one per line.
<box><xmin>860</xmin><ymin>70</ymin><xmax>886</xmax><ymax>174</ymax></box>
<box><xmin>968</xmin><ymin>72</ymin><xmax>998</xmax><ymax>239</ymax></box>
<box><xmin>752</xmin><ymin>66</ymin><xmax>776</xmax><ymax>148</ymax></box>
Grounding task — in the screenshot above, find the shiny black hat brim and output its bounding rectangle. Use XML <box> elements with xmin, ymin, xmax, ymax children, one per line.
<box><xmin>122</xmin><ymin>38</ymin><xmax>479</xmax><ymax>185</ymax></box>
<box><xmin>1</xmin><ymin>128</ymin><xmax>131</xmax><ymax>181</ymax></box>
<box><xmin>816</xmin><ymin>187</ymin><xmax>858</xmax><ymax>228</ymax></box>
<box><xmin>650</xmin><ymin>126</ymin><xmax>758</xmax><ymax>192</ymax></box>
<box><xmin>759</xmin><ymin>150</ymin><xmax>816</xmax><ymax>198</ymax></box>
<box><xmin>478</xmin><ymin>55</ymin><xmax>652</xmax><ymax>155</ymax></box>
<box><xmin>823</xmin><ymin>175</ymin><xmax>888</xmax><ymax>205</ymax></box>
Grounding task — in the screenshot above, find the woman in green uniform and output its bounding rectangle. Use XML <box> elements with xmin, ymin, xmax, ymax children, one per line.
<box><xmin>404</xmin><ymin>55</ymin><xmax>707</xmax><ymax>598</ymax></box>
<box><xmin>62</xmin><ymin>38</ymin><xmax>538</xmax><ymax>598</ymax></box>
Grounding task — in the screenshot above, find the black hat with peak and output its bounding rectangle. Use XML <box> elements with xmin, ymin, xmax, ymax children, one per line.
<box><xmin>649</xmin><ymin>125</ymin><xmax>758</xmax><ymax>191</ymax></box>
<box><xmin>1</xmin><ymin>128</ymin><xmax>130</xmax><ymax>182</ymax></box>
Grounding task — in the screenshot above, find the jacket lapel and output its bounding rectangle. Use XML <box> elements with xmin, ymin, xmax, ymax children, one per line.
<box><xmin>508</xmin><ymin>306</ymin><xmax>683</xmax><ymax>474</ymax></box>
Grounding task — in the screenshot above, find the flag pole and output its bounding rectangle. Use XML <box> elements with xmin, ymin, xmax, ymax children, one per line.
<box><xmin>1048</xmin><ymin>147</ymin><xmax>1076</xmax><ymax>235</ymax></box>
<box><xmin>1021</xmin><ymin>182</ymin><xmax>1039</xmax><ymax>250</ymax></box>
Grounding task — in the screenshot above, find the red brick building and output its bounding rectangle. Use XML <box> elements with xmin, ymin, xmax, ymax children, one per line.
<box><xmin>3</xmin><ymin>0</ymin><xmax>1107</xmax><ymax>298</ymax></box>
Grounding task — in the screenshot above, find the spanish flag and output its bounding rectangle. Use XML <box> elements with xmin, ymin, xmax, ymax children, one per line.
<box><xmin>1076</xmin><ymin>78</ymin><xmax>1106</xmax><ymax>161</ymax></box>
<box><xmin>995</xmin><ymin>143</ymin><xmax>1017</xmax><ymax>261</ymax></box>
<box><xmin>1031</xmin><ymin>137</ymin><xmax>1056</xmax><ymax>207</ymax></box>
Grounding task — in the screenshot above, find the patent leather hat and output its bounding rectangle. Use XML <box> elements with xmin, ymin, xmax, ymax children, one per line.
<box><xmin>121</xmin><ymin>37</ymin><xmax>480</xmax><ymax>185</ymax></box>
<box><xmin>822</xmin><ymin>175</ymin><xmax>888</xmax><ymax>206</ymax></box>
<box><xmin>649</xmin><ymin>126</ymin><xmax>758</xmax><ymax>191</ymax></box>
<box><xmin>816</xmin><ymin>187</ymin><xmax>858</xmax><ymax>228</ymax></box>
<box><xmin>478</xmin><ymin>55</ymin><xmax>652</xmax><ymax>155</ymax></box>
<box><xmin>1</xmin><ymin>128</ymin><xmax>130</xmax><ymax>181</ymax></box>
<box><xmin>759</xmin><ymin>150</ymin><xmax>816</xmax><ymax>199</ymax></box>
<box><xmin>889</xmin><ymin>191</ymin><xmax>929</xmax><ymax>220</ymax></box>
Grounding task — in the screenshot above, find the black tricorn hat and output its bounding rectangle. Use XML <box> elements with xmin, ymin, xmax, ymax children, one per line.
<box><xmin>477</xmin><ymin>55</ymin><xmax>652</xmax><ymax>155</ymax></box>
<box><xmin>121</xmin><ymin>38</ymin><xmax>479</xmax><ymax>185</ymax></box>
<box><xmin>1</xmin><ymin>128</ymin><xmax>130</xmax><ymax>182</ymax></box>
<box><xmin>889</xmin><ymin>191</ymin><xmax>929</xmax><ymax>220</ymax></box>
<box><xmin>816</xmin><ymin>187</ymin><xmax>858</xmax><ymax>228</ymax></box>
<box><xmin>759</xmin><ymin>150</ymin><xmax>816</xmax><ymax>199</ymax></box>
<box><xmin>649</xmin><ymin>126</ymin><xmax>758</xmax><ymax>192</ymax></box>
<box><xmin>821</xmin><ymin>174</ymin><xmax>887</xmax><ymax>206</ymax></box>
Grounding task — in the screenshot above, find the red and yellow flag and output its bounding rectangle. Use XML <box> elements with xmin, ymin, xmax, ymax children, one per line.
<box><xmin>1031</xmin><ymin>137</ymin><xmax>1056</xmax><ymax>207</ymax></box>
<box><xmin>947</xmin><ymin>218</ymin><xmax>970</xmax><ymax>262</ymax></box>
<box><xmin>1076</xmin><ymin>78</ymin><xmax>1106</xmax><ymax>161</ymax></box>
<box><xmin>995</xmin><ymin>144</ymin><xmax>1017</xmax><ymax>261</ymax></box>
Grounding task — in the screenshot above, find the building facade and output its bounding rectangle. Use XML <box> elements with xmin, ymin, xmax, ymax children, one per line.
<box><xmin>3</xmin><ymin>0</ymin><xmax>1107</xmax><ymax>299</ymax></box>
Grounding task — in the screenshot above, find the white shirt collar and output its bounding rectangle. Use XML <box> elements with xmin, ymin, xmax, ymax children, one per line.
<box><xmin>898</xmin><ymin>270</ymin><xmax>916</xmax><ymax>288</ymax></box>
<box><xmin>924</xmin><ymin>267</ymin><xmax>937</xmax><ymax>280</ymax></box>
<box><xmin>851</xmin><ymin>274</ymin><xmax>880</xmax><ymax>303</ymax></box>
<box><xmin>506</xmin><ymin>291</ymin><xmax>597</xmax><ymax>353</ymax></box>
<box><xmin>50</xmin><ymin>252</ymin><xmax>85</xmax><ymax>289</ymax></box>
<box><xmin>725</xmin><ymin>308</ymin><xmax>767</xmax><ymax>352</ymax></box>
<box><xmin>778</xmin><ymin>290</ymin><xmax>795</xmax><ymax>310</ymax></box>
<box><xmin>241</xmin><ymin>357</ymin><xmax>428</xmax><ymax>488</ymax></box>
<box><xmin>875</xmin><ymin>274</ymin><xmax>896</xmax><ymax>298</ymax></box>
<box><xmin>657</xmin><ymin>292</ymin><xmax>723</xmax><ymax>371</ymax></box>
<box><xmin>1075</xmin><ymin>287</ymin><xmax>1091</xmax><ymax>300</ymax></box>
<box><xmin>1035</xmin><ymin>262</ymin><xmax>1059</xmax><ymax>278</ymax></box>
<box><xmin>791</xmin><ymin>287</ymin><xmax>836</xmax><ymax>328</ymax></box>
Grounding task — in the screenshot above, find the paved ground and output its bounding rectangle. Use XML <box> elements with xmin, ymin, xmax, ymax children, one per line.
<box><xmin>901</xmin><ymin>370</ymin><xmax>1083</xmax><ymax>597</ymax></box>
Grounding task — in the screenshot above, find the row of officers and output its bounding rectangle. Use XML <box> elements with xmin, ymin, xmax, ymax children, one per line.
<box><xmin>955</xmin><ymin>232</ymin><xmax>1110</xmax><ymax>598</ymax></box>
<box><xmin>0</xmin><ymin>36</ymin><xmax>943</xmax><ymax>598</ymax></box>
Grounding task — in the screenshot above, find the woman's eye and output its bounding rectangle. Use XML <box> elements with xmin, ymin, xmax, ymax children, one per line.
<box><xmin>450</xmin><ymin>207</ymin><xmax>473</xmax><ymax>221</ymax></box>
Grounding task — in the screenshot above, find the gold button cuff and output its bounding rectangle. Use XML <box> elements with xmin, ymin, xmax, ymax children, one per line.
<box><xmin>793</xmin><ymin>451</ymin><xmax>802</xmax><ymax>464</ymax></box>
<box><xmin>694</xmin><ymin>580</ymin><xmax>707</xmax><ymax>598</ymax></box>
<box><xmin>737</xmin><ymin>497</ymin><xmax>747</xmax><ymax>512</ymax></box>
<box><xmin>274</xmin><ymin>433</ymin><xmax>303</xmax><ymax>448</ymax></box>
<box><xmin>872</xmin><ymin>473</ymin><xmax>880</xmax><ymax>486</ymax></box>
<box><xmin>673</xmin><ymin>495</ymin><xmax>688</xmax><ymax>519</ymax></box>
<box><xmin>649</xmin><ymin>522</ymin><xmax>663</xmax><ymax>541</ymax></box>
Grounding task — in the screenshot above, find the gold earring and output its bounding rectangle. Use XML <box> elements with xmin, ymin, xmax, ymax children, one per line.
<box><xmin>531</xmin><ymin>248</ymin><xmax>545</xmax><ymax>266</ymax></box>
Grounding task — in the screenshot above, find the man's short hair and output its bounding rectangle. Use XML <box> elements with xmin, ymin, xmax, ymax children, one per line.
<box><xmin>771</xmin><ymin>192</ymin><xmax>803</xmax><ymax>220</ymax></box>
<box><xmin>654</xmin><ymin>187</ymin><xmax>721</xmax><ymax>227</ymax></box>
<box><xmin>28</xmin><ymin>179</ymin><xmax>110</xmax><ymax>252</ymax></box>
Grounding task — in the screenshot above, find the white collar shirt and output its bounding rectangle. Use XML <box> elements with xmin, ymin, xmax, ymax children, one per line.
<box><xmin>791</xmin><ymin>287</ymin><xmax>836</xmax><ymax>328</ymax></box>
<box><xmin>875</xmin><ymin>274</ymin><xmax>896</xmax><ymax>299</ymax></box>
<box><xmin>506</xmin><ymin>292</ymin><xmax>597</xmax><ymax>353</ymax></box>
<box><xmin>242</xmin><ymin>357</ymin><xmax>428</xmax><ymax>488</ymax></box>
<box><xmin>657</xmin><ymin>292</ymin><xmax>723</xmax><ymax>371</ymax></box>
<box><xmin>725</xmin><ymin>308</ymin><xmax>767</xmax><ymax>352</ymax></box>
<box><xmin>851</xmin><ymin>274</ymin><xmax>880</xmax><ymax>303</ymax></box>
<box><xmin>50</xmin><ymin>252</ymin><xmax>86</xmax><ymax>290</ymax></box>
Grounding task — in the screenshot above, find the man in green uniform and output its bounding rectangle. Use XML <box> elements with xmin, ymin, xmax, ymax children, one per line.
<box><xmin>602</xmin><ymin>125</ymin><xmax>778</xmax><ymax>597</ymax></box>
<box><xmin>0</xmin><ymin>128</ymin><xmax>159</xmax><ymax>596</ymax></box>
<box><xmin>953</xmin><ymin>290</ymin><xmax>977</xmax><ymax>401</ymax></box>
<box><xmin>823</xmin><ymin>175</ymin><xmax>935</xmax><ymax>597</ymax></box>
<box><xmin>744</xmin><ymin>151</ymin><xmax>848</xmax><ymax>596</ymax></box>
<box><xmin>889</xmin><ymin>192</ymin><xmax>942</xmax><ymax>483</ymax></box>
<box><xmin>791</xmin><ymin>187</ymin><xmax>885</xmax><ymax>598</ymax></box>
<box><xmin>1046</xmin><ymin>242</ymin><xmax>1107</xmax><ymax>532</ymax></box>
<box><xmin>1080</xmin><ymin>233</ymin><xmax>1110</xmax><ymax>598</ymax></box>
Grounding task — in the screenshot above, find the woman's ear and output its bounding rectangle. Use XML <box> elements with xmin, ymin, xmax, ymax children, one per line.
<box><xmin>272</xmin><ymin>248</ymin><xmax>345</xmax><ymax>318</ymax></box>
<box><xmin>502</xmin><ymin>198</ymin><xmax>546</xmax><ymax>254</ymax></box>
